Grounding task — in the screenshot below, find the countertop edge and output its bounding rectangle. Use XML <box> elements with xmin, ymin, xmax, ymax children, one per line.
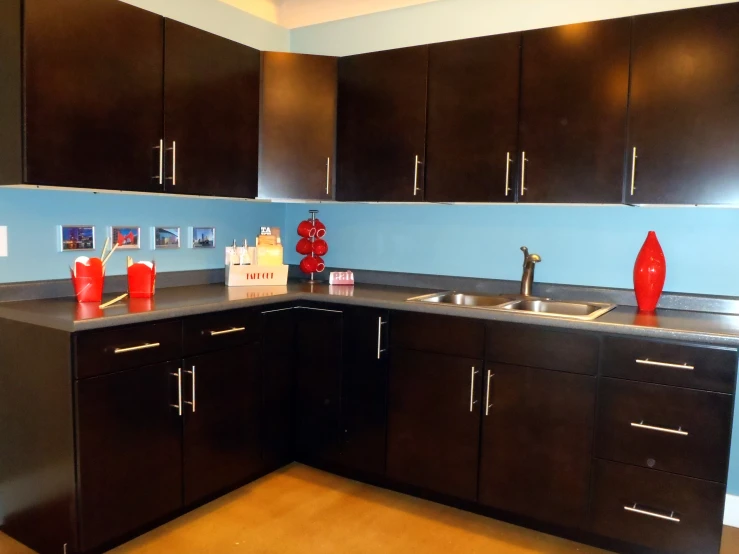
<box><xmin>2</xmin><ymin>289</ymin><xmax>739</xmax><ymax>347</ymax></box>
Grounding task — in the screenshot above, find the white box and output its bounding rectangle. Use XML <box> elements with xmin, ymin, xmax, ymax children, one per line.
<box><xmin>225</xmin><ymin>264</ymin><xmax>288</xmax><ymax>287</ymax></box>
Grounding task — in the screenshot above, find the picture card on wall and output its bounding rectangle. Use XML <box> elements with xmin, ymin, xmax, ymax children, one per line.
<box><xmin>58</xmin><ymin>225</ymin><xmax>95</xmax><ymax>252</ymax></box>
<box><xmin>110</xmin><ymin>226</ymin><xmax>141</xmax><ymax>250</ymax></box>
<box><xmin>153</xmin><ymin>227</ymin><xmax>180</xmax><ymax>249</ymax></box>
<box><xmin>191</xmin><ymin>227</ymin><xmax>216</xmax><ymax>249</ymax></box>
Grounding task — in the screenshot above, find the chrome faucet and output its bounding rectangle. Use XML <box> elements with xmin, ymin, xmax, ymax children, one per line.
<box><xmin>520</xmin><ymin>246</ymin><xmax>541</xmax><ymax>297</ymax></box>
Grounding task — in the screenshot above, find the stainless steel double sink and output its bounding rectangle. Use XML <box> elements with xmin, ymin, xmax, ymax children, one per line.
<box><xmin>406</xmin><ymin>291</ymin><xmax>616</xmax><ymax>321</ymax></box>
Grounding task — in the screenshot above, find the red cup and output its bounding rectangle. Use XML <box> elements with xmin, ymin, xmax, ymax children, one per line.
<box><xmin>296</xmin><ymin>237</ymin><xmax>313</xmax><ymax>255</ymax></box>
<box><xmin>314</xmin><ymin>219</ymin><xmax>326</xmax><ymax>238</ymax></box>
<box><xmin>300</xmin><ymin>256</ymin><xmax>318</xmax><ymax>274</ymax></box>
<box><xmin>297</xmin><ymin>220</ymin><xmax>316</xmax><ymax>238</ymax></box>
<box><xmin>312</xmin><ymin>238</ymin><xmax>328</xmax><ymax>256</ymax></box>
<box><xmin>127</xmin><ymin>263</ymin><xmax>156</xmax><ymax>299</ymax></box>
<box><xmin>314</xmin><ymin>256</ymin><xmax>326</xmax><ymax>273</ymax></box>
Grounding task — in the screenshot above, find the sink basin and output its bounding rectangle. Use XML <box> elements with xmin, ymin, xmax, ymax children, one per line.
<box><xmin>406</xmin><ymin>291</ymin><xmax>516</xmax><ymax>307</ymax></box>
<box><xmin>406</xmin><ymin>291</ymin><xmax>616</xmax><ymax>321</ymax></box>
<box><xmin>498</xmin><ymin>299</ymin><xmax>616</xmax><ymax>321</ymax></box>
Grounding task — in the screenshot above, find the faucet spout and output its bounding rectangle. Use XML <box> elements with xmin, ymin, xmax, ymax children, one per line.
<box><xmin>519</xmin><ymin>246</ymin><xmax>542</xmax><ymax>297</ymax></box>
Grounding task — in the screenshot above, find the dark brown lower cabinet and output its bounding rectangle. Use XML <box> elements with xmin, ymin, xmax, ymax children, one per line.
<box><xmin>75</xmin><ymin>362</ymin><xmax>183</xmax><ymax>552</ymax></box>
<box><xmin>477</xmin><ymin>363</ymin><xmax>596</xmax><ymax>528</ymax></box>
<box><xmin>261</xmin><ymin>306</ymin><xmax>296</xmax><ymax>469</ymax></box>
<box><xmin>591</xmin><ymin>459</ymin><xmax>726</xmax><ymax>554</ymax></box>
<box><xmin>294</xmin><ymin>306</ymin><xmax>344</xmax><ymax>464</ymax></box>
<box><xmin>387</xmin><ymin>348</ymin><xmax>482</xmax><ymax>501</ymax></box>
<box><xmin>182</xmin><ymin>345</ymin><xmax>262</xmax><ymax>506</ymax></box>
<box><xmin>340</xmin><ymin>307</ymin><xmax>389</xmax><ymax>475</ymax></box>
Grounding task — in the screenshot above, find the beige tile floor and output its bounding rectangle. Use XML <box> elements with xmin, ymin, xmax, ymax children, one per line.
<box><xmin>2</xmin><ymin>463</ymin><xmax>738</xmax><ymax>554</ymax></box>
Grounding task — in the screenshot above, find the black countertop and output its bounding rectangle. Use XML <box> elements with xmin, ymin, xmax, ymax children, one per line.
<box><xmin>1</xmin><ymin>281</ymin><xmax>739</xmax><ymax>346</ymax></box>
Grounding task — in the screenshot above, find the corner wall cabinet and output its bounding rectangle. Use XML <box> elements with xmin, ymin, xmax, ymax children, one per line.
<box><xmin>0</xmin><ymin>303</ymin><xmax>735</xmax><ymax>554</ymax></box>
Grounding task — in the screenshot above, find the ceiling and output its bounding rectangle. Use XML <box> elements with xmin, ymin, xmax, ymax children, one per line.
<box><xmin>219</xmin><ymin>0</ymin><xmax>443</xmax><ymax>28</ymax></box>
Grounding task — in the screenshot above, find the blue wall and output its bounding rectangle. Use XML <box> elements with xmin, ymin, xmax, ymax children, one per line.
<box><xmin>284</xmin><ymin>202</ymin><xmax>739</xmax><ymax>495</ymax></box>
<box><xmin>0</xmin><ymin>188</ymin><xmax>283</xmax><ymax>283</ymax></box>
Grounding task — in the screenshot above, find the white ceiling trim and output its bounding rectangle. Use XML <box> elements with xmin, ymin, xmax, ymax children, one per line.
<box><xmin>218</xmin><ymin>0</ymin><xmax>443</xmax><ymax>29</ymax></box>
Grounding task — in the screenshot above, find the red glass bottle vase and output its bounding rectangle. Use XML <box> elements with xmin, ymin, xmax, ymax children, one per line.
<box><xmin>633</xmin><ymin>231</ymin><xmax>666</xmax><ymax>312</ymax></box>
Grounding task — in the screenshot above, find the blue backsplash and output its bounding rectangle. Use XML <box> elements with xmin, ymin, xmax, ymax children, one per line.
<box><xmin>0</xmin><ymin>188</ymin><xmax>283</xmax><ymax>283</ymax></box>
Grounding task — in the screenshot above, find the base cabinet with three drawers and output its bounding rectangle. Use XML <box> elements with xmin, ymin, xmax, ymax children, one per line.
<box><xmin>0</xmin><ymin>303</ymin><xmax>736</xmax><ymax>554</ymax></box>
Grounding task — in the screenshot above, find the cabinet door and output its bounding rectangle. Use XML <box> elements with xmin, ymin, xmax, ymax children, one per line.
<box><xmin>517</xmin><ymin>19</ymin><xmax>630</xmax><ymax>203</ymax></box>
<box><xmin>336</xmin><ymin>46</ymin><xmax>428</xmax><ymax>201</ymax></box>
<box><xmin>260</xmin><ymin>53</ymin><xmax>337</xmax><ymax>200</ymax></box>
<box><xmin>183</xmin><ymin>345</ymin><xmax>262</xmax><ymax>506</ymax></box>
<box><xmin>164</xmin><ymin>19</ymin><xmax>260</xmax><ymax>198</ymax></box>
<box><xmin>426</xmin><ymin>34</ymin><xmax>521</xmax><ymax>202</ymax></box>
<box><xmin>24</xmin><ymin>0</ymin><xmax>163</xmax><ymax>191</ymax></box>
<box><xmin>627</xmin><ymin>4</ymin><xmax>739</xmax><ymax>204</ymax></box>
<box><xmin>478</xmin><ymin>363</ymin><xmax>595</xmax><ymax>528</ymax></box>
<box><xmin>294</xmin><ymin>306</ymin><xmax>343</xmax><ymax>465</ymax></box>
<box><xmin>76</xmin><ymin>362</ymin><xmax>182</xmax><ymax>552</ymax></box>
<box><xmin>387</xmin><ymin>349</ymin><xmax>482</xmax><ymax>501</ymax></box>
<box><xmin>341</xmin><ymin>307</ymin><xmax>389</xmax><ymax>475</ymax></box>
<box><xmin>261</xmin><ymin>306</ymin><xmax>296</xmax><ymax>469</ymax></box>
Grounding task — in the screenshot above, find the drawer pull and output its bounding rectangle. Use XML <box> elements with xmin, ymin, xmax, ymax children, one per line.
<box><xmin>114</xmin><ymin>342</ymin><xmax>161</xmax><ymax>354</ymax></box>
<box><xmin>469</xmin><ymin>367</ymin><xmax>479</xmax><ymax>412</ymax></box>
<box><xmin>170</xmin><ymin>368</ymin><xmax>183</xmax><ymax>417</ymax></box>
<box><xmin>631</xmin><ymin>421</ymin><xmax>688</xmax><ymax>436</ymax></box>
<box><xmin>624</xmin><ymin>503</ymin><xmax>680</xmax><ymax>523</ymax></box>
<box><xmin>209</xmin><ymin>327</ymin><xmax>246</xmax><ymax>336</ymax></box>
<box><xmin>635</xmin><ymin>358</ymin><xmax>694</xmax><ymax>371</ymax></box>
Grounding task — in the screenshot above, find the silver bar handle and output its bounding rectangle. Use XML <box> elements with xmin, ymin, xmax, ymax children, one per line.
<box><xmin>184</xmin><ymin>366</ymin><xmax>196</xmax><ymax>413</ymax></box>
<box><xmin>630</xmin><ymin>147</ymin><xmax>637</xmax><ymax>196</ymax></box>
<box><xmin>520</xmin><ymin>151</ymin><xmax>528</xmax><ymax>196</ymax></box>
<box><xmin>635</xmin><ymin>358</ymin><xmax>694</xmax><ymax>371</ymax></box>
<box><xmin>209</xmin><ymin>327</ymin><xmax>246</xmax><ymax>336</ymax></box>
<box><xmin>631</xmin><ymin>421</ymin><xmax>688</xmax><ymax>436</ymax></box>
<box><xmin>261</xmin><ymin>307</ymin><xmax>294</xmax><ymax>314</ymax></box>
<box><xmin>299</xmin><ymin>307</ymin><xmax>343</xmax><ymax>313</ymax></box>
<box><xmin>469</xmin><ymin>367</ymin><xmax>479</xmax><ymax>412</ymax></box>
<box><xmin>504</xmin><ymin>152</ymin><xmax>512</xmax><ymax>196</ymax></box>
<box><xmin>377</xmin><ymin>317</ymin><xmax>387</xmax><ymax>360</ymax></box>
<box><xmin>485</xmin><ymin>370</ymin><xmax>494</xmax><ymax>416</ymax></box>
<box><xmin>166</xmin><ymin>141</ymin><xmax>176</xmax><ymax>185</ymax></box>
<box><xmin>413</xmin><ymin>155</ymin><xmax>422</xmax><ymax>196</ymax></box>
<box><xmin>114</xmin><ymin>342</ymin><xmax>161</xmax><ymax>354</ymax></box>
<box><xmin>326</xmin><ymin>157</ymin><xmax>331</xmax><ymax>195</ymax></box>
<box><xmin>170</xmin><ymin>367</ymin><xmax>183</xmax><ymax>416</ymax></box>
<box><xmin>624</xmin><ymin>503</ymin><xmax>680</xmax><ymax>523</ymax></box>
<box><xmin>153</xmin><ymin>139</ymin><xmax>163</xmax><ymax>185</ymax></box>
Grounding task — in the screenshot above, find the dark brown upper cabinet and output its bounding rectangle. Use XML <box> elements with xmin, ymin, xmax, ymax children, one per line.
<box><xmin>425</xmin><ymin>34</ymin><xmax>521</xmax><ymax>203</ymax></box>
<box><xmin>626</xmin><ymin>3</ymin><xmax>739</xmax><ymax>205</ymax></box>
<box><xmin>259</xmin><ymin>52</ymin><xmax>337</xmax><ymax>200</ymax></box>
<box><xmin>15</xmin><ymin>0</ymin><xmax>165</xmax><ymax>191</ymax></box>
<box><xmin>517</xmin><ymin>19</ymin><xmax>630</xmax><ymax>203</ymax></box>
<box><xmin>336</xmin><ymin>46</ymin><xmax>429</xmax><ymax>202</ymax></box>
<box><xmin>164</xmin><ymin>20</ymin><xmax>260</xmax><ymax>198</ymax></box>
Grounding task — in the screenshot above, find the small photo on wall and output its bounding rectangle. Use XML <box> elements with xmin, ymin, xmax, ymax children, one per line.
<box><xmin>192</xmin><ymin>227</ymin><xmax>216</xmax><ymax>249</ymax></box>
<box><xmin>111</xmin><ymin>226</ymin><xmax>141</xmax><ymax>249</ymax></box>
<box><xmin>154</xmin><ymin>227</ymin><xmax>180</xmax><ymax>249</ymax></box>
<box><xmin>59</xmin><ymin>225</ymin><xmax>95</xmax><ymax>252</ymax></box>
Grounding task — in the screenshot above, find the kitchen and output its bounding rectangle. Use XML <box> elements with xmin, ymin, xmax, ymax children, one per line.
<box><xmin>1</xmin><ymin>0</ymin><xmax>739</xmax><ymax>553</ymax></box>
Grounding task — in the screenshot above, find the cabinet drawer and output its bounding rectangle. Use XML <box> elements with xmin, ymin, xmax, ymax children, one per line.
<box><xmin>76</xmin><ymin>319</ymin><xmax>182</xmax><ymax>379</ymax></box>
<box><xmin>590</xmin><ymin>460</ymin><xmax>725</xmax><ymax>554</ymax></box>
<box><xmin>486</xmin><ymin>321</ymin><xmax>599</xmax><ymax>375</ymax></box>
<box><xmin>183</xmin><ymin>308</ymin><xmax>260</xmax><ymax>356</ymax></box>
<box><xmin>601</xmin><ymin>336</ymin><xmax>737</xmax><ymax>393</ymax></box>
<box><xmin>595</xmin><ymin>378</ymin><xmax>732</xmax><ymax>482</ymax></box>
<box><xmin>391</xmin><ymin>311</ymin><xmax>484</xmax><ymax>358</ymax></box>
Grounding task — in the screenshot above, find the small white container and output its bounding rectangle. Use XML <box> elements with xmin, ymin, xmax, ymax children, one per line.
<box><xmin>225</xmin><ymin>264</ymin><xmax>289</xmax><ymax>287</ymax></box>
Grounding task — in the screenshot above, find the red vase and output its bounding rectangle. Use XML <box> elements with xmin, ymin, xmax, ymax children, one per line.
<box><xmin>633</xmin><ymin>231</ymin><xmax>666</xmax><ymax>312</ymax></box>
